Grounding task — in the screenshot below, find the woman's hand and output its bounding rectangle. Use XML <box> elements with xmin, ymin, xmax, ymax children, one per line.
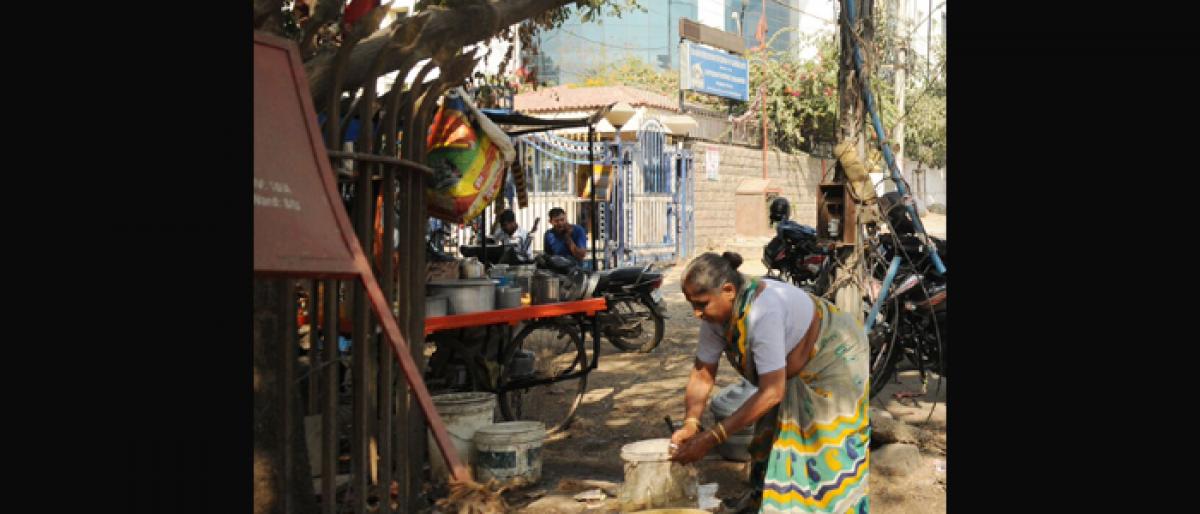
<box><xmin>669</xmin><ymin>430</ymin><xmax>717</xmax><ymax>464</ymax></box>
<box><xmin>670</xmin><ymin>425</ymin><xmax>699</xmax><ymax>446</ymax></box>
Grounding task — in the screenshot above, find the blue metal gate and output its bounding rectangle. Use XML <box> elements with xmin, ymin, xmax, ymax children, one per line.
<box><xmin>614</xmin><ymin>119</ymin><xmax>694</xmax><ymax>265</ymax></box>
<box><xmin>511</xmin><ymin>123</ymin><xmax>692</xmax><ymax>268</ymax></box>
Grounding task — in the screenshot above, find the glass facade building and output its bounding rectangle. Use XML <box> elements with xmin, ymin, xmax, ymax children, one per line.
<box><xmin>726</xmin><ymin>0</ymin><xmax>801</xmax><ymax>55</ymax></box>
<box><xmin>529</xmin><ymin>1</ymin><xmax>698</xmax><ymax>85</ymax></box>
<box><xmin>528</xmin><ymin>1</ymin><xmax>804</xmax><ymax>86</ymax></box>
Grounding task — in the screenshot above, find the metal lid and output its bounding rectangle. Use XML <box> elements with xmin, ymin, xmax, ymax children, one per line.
<box><xmin>620</xmin><ymin>438</ymin><xmax>674</xmax><ymax>462</ymax></box>
<box><xmin>428</xmin><ymin>279</ymin><xmax>499</xmax><ymax>286</ymax></box>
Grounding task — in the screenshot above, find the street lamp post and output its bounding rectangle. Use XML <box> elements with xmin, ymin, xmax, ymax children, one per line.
<box><xmin>603</xmin><ymin>103</ymin><xmax>635</xmax><ymax>268</ymax></box>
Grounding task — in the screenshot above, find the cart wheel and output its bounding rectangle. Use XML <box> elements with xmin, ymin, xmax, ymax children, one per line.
<box><xmin>497</xmin><ymin>320</ymin><xmax>588</xmax><ymax>434</ymax></box>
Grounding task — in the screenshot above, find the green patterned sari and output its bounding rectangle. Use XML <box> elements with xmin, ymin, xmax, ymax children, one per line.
<box><xmin>723</xmin><ymin>278</ymin><xmax>871</xmax><ymax>513</ymax></box>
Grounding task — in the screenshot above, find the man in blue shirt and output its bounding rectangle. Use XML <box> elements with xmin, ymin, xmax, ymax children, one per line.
<box><xmin>544</xmin><ymin>207</ymin><xmax>588</xmax><ymax>264</ymax></box>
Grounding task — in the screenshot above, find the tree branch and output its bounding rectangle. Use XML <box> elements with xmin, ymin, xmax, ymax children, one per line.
<box><xmin>253</xmin><ymin>0</ymin><xmax>285</xmax><ymax>33</ymax></box>
<box><xmin>305</xmin><ymin>0</ymin><xmax>576</xmax><ymax>114</ymax></box>
<box><xmin>299</xmin><ymin>0</ymin><xmax>346</xmax><ymax>57</ymax></box>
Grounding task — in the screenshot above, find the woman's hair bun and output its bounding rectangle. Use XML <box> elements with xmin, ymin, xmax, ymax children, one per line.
<box><xmin>721</xmin><ymin>251</ymin><xmax>744</xmax><ymax>270</ymax></box>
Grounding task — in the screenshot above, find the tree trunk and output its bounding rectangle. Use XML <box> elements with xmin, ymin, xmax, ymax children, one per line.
<box><xmin>837</xmin><ymin>1</ymin><xmax>862</xmax><ymax>162</ymax></box>
<box><xmin>834</xmin><ymin>1</ymin><xmax>873</xmax><ymax>318</ymax></box>
<box><xmin>254</xmin><ymin>0</ymin><xmax>285</xmax><ymax>33</ymax></box>
<box><xmin>893</xmin><ymin>0</ymin><xmax>906</xmax><ymax>180</ymax></box>
<box><xmin>304</xmin><ymin>0</ymin><xmax>576</xmax><ymax>114</ymax></box>
<box><xmin>254</xmin><ymin>279</ymin><xmax>319</xmax><ymax>514</ymax></box>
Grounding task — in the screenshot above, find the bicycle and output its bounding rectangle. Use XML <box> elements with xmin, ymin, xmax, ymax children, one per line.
<box><xmin>424</xmin><ymin>297</ymin><xmax>606</xmax><ymax>434</ymax></box>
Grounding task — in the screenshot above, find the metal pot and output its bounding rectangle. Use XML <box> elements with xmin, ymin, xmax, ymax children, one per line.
<box><xmin>531</xmin><ymin>272</ymin><xmax>561</xmax><ymax>305</ymax></box>
<box><xmin>425</xmin><ymin>295</ymin><xmax>449</xmax><ymax>317</ymax></box>
<box><xmin>427</xmin><ymin>279</ymin><xmax>496</xmax><ymax>314</ymax></box>
<box><xmin>496</xmin><ymin>286</ymin><xmax>523</xmax><ymax>310</ymax></box>
<box><xmin>513</xmin><ymin>265</ymin><xmax>536</xmax><ymax>294</ymax></box>
<box><xmin>460</xmin><ymin>257</ymin><xmax>486</xmax><ymax>279</ymax></box>
<box><xmin>489</xmin><ymin>265</ymin><xmax>516</xmax><ymax>288</ymax></box>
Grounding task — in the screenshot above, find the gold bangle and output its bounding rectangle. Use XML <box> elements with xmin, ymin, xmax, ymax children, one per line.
<box><xmin>715</xmin><ymin>422</ymin><xmax>728</xmax><ymax>442</ymax></box>
<box><xmin>710</xmin><ymin>428</ymin><xmax>725</xmax><ymax>444</ymax></box>
<box><xmin>683</xmin><ymin>417</ymin><xmax>702</xmax><ymax>429</ymax></box>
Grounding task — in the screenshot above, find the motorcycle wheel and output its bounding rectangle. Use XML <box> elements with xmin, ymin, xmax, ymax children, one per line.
<box><xmin>603</xmin><ymin>297</ymin><xmax>665</xmax><ymax>353</ymax></box>
<box><xmin>868</xmin><ymin>298</ymin><xmax>902</xmax><ymax>399</ymax></box>
<box><xmin>907</xmin><ymin>310</ymin><xmax>946</xmax><ymax>377</ymax></box>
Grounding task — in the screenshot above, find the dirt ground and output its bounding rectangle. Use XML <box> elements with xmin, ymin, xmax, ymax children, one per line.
<box><xmin>920</xmin><ymin>212</ymin><xmax>946</xmax><ymax>238</ymax></box>
<box><xmin>502</xmin><ymin>259</ymin><xmax>947</xmax><ymax>513</ymax></box>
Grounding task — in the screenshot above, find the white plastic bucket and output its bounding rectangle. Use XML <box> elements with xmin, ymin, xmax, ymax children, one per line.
<box><xmin>472</xmin><ymin>421</ymin><xmax>547</xmax><ymax>486</ymax></box>
<box><xmin>618</xmin><ymin>439</ymin><xmax>699</xmax><ymax>511</ymax></box>
<box><xmin>427</xmin><ymin>392</ymin><xmax>496</xmax><ymax>482</ymax></box>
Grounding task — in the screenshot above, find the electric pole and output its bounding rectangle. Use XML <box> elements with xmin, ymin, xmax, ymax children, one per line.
<box><xmin>838</xmin><ymin>0</ymin><xmax>872</xmax><ymax>172</ymax></box>
<box><xmin>830</xmin><ymin>0</ymin><xmax>876</xmax><ymax>320</ymax></box>
<box><xmin>894</xmin><ymin>0</ymin><xmax>907</xmax><ymax>184</ymax></box>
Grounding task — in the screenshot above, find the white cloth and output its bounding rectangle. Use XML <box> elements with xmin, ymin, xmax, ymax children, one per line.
<box><xmin>695</xmin><ymin>278</ymin><xmax>815</xmax><ymax>375</ymax></box>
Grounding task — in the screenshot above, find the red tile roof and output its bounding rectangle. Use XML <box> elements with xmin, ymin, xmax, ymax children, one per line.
<box><xmin>513</xmin><ymin>85</ymin><xmax>680</xmax><ymax>113</ymax></box>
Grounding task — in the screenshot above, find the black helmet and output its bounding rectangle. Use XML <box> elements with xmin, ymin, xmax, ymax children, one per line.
<box><xmin>769</xmin><ymin>197</ymin><xmax>791</xmax><ymax>223</ymax></box>
<box><xmin>878</xmin><ymin>192</ymin><xmax>917</xmax><ymax>234</ymax></box>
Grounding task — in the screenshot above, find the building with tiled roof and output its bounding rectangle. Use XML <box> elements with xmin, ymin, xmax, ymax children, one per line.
<box><xmin>513</xmin><ymin>85</ymin><xmax>680</xmax><ymax>114</ymax></box>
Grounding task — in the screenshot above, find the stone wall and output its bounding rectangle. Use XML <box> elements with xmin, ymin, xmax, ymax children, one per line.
<box><xmin>687</xmin><ymin>141</ymin><xmax>825</xmax><ymax>253</ymax></box>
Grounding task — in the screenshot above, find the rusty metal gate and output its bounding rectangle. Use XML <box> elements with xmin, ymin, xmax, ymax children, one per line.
<box><xmin>258</xmin><ymin>40</ymin><xmax>484</xmax><ymax>514</ymax></box>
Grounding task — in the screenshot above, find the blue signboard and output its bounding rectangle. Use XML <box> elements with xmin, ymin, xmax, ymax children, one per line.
<box><xmin>680</xmin><ymin>40</ymin><xmax>749</xmax><ymax>102</ymax></box>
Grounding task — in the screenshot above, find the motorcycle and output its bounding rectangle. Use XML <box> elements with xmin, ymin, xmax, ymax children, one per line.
<box><xmin>866</xmin><ymin>268</ymin><xmax>947</xmax><ymax>398</ymax></box>
<box><xmin>761</xmin><ymin>198</ymin><xmax>836</xmax><ymax>295</ymax></box>
<box><xmin>535</xmin><ymin>254</ymin><xmax>668</xmax><ymax>353</ymax></box>
<box><xmin>863</xmin><ymin>192</ymin><xmax>948</xmax><ymax>398</ymax></box>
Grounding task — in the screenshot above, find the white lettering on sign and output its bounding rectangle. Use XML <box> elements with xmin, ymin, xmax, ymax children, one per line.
<box><xmin>691</xmin><ymin>44</ymin><xmax>748</xmax><ymax>71</ymax></box>
<box><xmin>253</xmin><ymin>178</ymin><xmax>302</xmax><ymax>211</ymax></box>
<box><xmin>705</xmin><ymin>70</ymin><xmax>747</xmax><ymax>85</ymax></box>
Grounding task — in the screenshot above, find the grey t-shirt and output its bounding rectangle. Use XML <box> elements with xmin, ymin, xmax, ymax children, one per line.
<box><xmin>696</xmin><ymin>279</ymin><xmax>815</xmax><ymax>375</ymax></box>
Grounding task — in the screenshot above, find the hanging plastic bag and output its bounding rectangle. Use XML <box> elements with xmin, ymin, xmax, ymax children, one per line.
<box><xmin>425</xmin><ymin>87</ymin><xmax>515</xmax><ymax>224</ymax></box>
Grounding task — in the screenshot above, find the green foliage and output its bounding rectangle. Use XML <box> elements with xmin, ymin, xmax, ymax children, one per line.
<box><xmin>578</xmin><ymin>57</ymin><xmax>675</xmax><ymax>95</ymax></box>
<box><xmin>415</xmin><ymin>0</ymin><xmax>644</xmax><ymax>31</ymax></box>
<box><xmin>870</xmin><ymin>0</ymin><xmax>947</xmax><ymax>168</ymax></box>
<box><xmin>575</xmin><ymin>56</ymin><xmax>726</xmax><ymax>109</ymax></box>
<box><xmin>746</xmin><ymin>31</ymin><xmax>840</xmax><ymax>153</ymax></box>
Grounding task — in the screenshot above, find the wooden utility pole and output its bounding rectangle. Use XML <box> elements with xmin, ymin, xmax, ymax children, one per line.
<box><xmin>894</xmin><ymin>0</ymin><xmax>907</xmax><ymax>182</ymax></box>
<box><xmin>837</xmin><ymin>0</ymin><xmax>872</xmax><ymax>169</ymax></box>
<box><xmin>829</xmin><ymin>0</ymin><xmax>875</xmax><ymax>320</ymax></box>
